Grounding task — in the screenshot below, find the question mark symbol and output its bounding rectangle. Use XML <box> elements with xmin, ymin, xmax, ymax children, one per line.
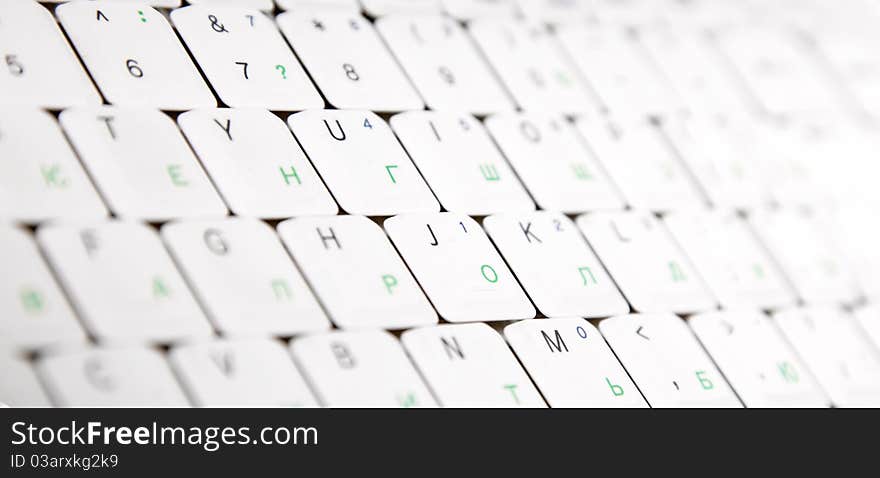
<box><xmin>275</xmin><ymin>65</ymin><xmax>287</xmax><ymax>80</ymax></box>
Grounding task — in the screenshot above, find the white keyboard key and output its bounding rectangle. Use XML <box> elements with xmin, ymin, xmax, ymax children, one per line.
<box><xmin>376</xmin><ymin>14</ymin><xmax>514</xmax><ymax>114</ymax></box>
<box><xmin>384</xmin><ymin>213</ymin><xmax>535</xmax><ymax>323</ymax></box>
<box><xmin>599</xmin><ymin>313</ymin><xmax>742</xmax><ymax>408</ymax></box>
<box><xmin>638</xmin><ymin>29</ymin><xmax>746</xmax><ymax>117</ymax></box>
<box><xmin>773</xmin><ymin>307</ymin><xmax>880</xmax><ymax>407</ymax></box>
<box><xmin>56</xmin><ymin>2</ymin><xmax>215</xmax><ymax>110</ymax></box>
<box><xmin>287</xmin><ymin>110</ymin><xmax>439</xmax><ymax>216</ymax></box>
<box><xmin>484</xmin><ymin>212</ymin><xmax>628</xmax><ymax>318</ymax></box>
<box><xmin>390</xmin><ymin>112</ymin><xmax>535</xmax><ymax>215</ymax></box>
<box><xmin>690</xmin><ymin>310</ymin><xmax>828</xmax><ymax>408</ymax></box>
<box><xmin>161</xmin><ymin>218</ymin><xmax>331</xmax><ymax>337</ymax></box>
<box><xmin>186</xmin><ymin>0</ymin><xmax>273</xmax><ymax>11</ymax></box>
<box><xmin>484</xmin><ymin>114</ymin><xmax>624</xmax><ymax>213</ymax></box>
<box><xmin>37</xmin><ymin>221</ymin><xmax>213</xmax><ymax>344</ymax></box>
<box><xmin>0</xmin><ymin>108</ymin><xmax>107</xmax><ymax>223</ymax></box>
<box><xmin>663</xmin><ymin>211</ymin><xmax>795</xmax><ymax>310</ymax></box>
<box><xmin>557</xmin><ymin>25</ymin><xmax>673</xmax><ymax>118</ymax></box>
<box><xmin>574</xmin><ymin>115</ymin><xmax>704</xmax><ymax>212</ymax></box>
<box><xmin>38</xmin><ymin>347</ymin><xmax>189</xmax><ymax>407</ymax></box>
<box><xmin>820</xmin><ymin>205</ymin><xmax>880</xmax><ymax>300</ymax></box>
<box><xmin>518</xmin><ymin>0</ymin><xmax>592</xmax><ymax>24</ymax></box>
<box><xmin>504</xmin><ymin>318</ymin><xmax>647</xmax><ymax>408</ymax></box>
<box><xmin>0</xmin><ymin>355</ymin><xmax>51</xmax><ymax>407</ymax></box>
<box><xmin>441</xmin><ymin>0</ymin><xmax>519</xmax><ymax>20</ymax></box>
<box><xmin>402</xmin><ymin>323</ymin><xmax>546</xmax><ymax>407</ymax></box>
<box><xmin>169</xmin><ymin>339</ymin><xmax>318</xmax><ymax>407</ymax></box>
<box><xmin>813</xmin><ymin>33</ymin><xmax>880</xmax><ymax>118</ymax></box>
<box><xmin>0</xmin><ymin>226</ymin><xmax>86</xmax><ymax>351</ymax></box>
<box><xmin>60</xmin><ymin>107</ymin><xmax>227</xmax><ymax>222</ymax></box>
<box><xmin>277</xmin><ymin>10</ymin><xmax>423</xmax><ymax>112</ymax></box>
<box><xmin>749</xmin><ymin>209</ymin><xmax>859</xmax><ymax>305</ymax></box>
<box><xmin>277</xmin><ymin>0</ymin><xmax>360</xmax><ymax>10</ymax></box>
<box><xmin>715</xmin><ymin>29</ymin><xmax>837</xmax><ymax>116</ymax></box>
<box><xmin>172</xmin><ymin>6</ymin><xmax>322</xmax><ymax>110</ymax></box>
<box><xmin>658</xmin><ymin>114</ymin><xmax>771</xmax><ymax>210</ymax></box>
<box><xmin>360</xmin><ymin>0</ymin><xmax>442</xmax><ymax>16</ymax></box>
<box><xmin>0</xmin><ymin>0</ymin><xmax>101</xmax><ymax>108</ymax></box>
<box><xmin>178</xmin><ymin>109</ymin><xmax>337</xmax><ymax>219</ymax></box>
<box><xmin>291</xmin><ymin>330</ymin><xmax>436</xmax><ymax>407</ymax></box>
<box><xmin>278</xmin><ymin>215</ymin><xmax>437</xmax><ymax>330</ymax></box>
<box><xmin>468</xmin><ymin>20</ymin><xmax>596</xmax><ymax>114</ymax></box>
<box><xmin>855</xmin><ymin>305</ymin><xmax>880</xmax><ymax>351</ymax></box>
<box><xmin>577</xmin><ymin>211</ymin><xmax>716</xmax><ymax>314</ymax></box>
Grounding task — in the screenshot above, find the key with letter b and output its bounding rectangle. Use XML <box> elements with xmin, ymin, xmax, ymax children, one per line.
<box><xmin>290</xmin><ymin>330</ymin><xmax>436</xmax><ymax>408</ymax></box>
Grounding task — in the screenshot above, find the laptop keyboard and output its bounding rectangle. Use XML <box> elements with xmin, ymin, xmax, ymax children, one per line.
<box><xmin>2</xmin><ymin>0</ymin><xmax>880</xmax><ymax>408</ymax></box>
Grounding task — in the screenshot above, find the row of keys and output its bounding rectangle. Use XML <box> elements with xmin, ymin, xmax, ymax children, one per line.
<box><xmin>4</xmin><ymin>1</ymin><xmax>872</xmax><ymax>121</ymax></box>
<box><xmin>0</xmin><ymin>208</ymin><xmax>866</xmax><ymax>350</ymax></box>
<box><xmin>5</xmin><ymin>308</ymin><xmax>879</xmax><ymax>407</ymax></box>
<box><xmin>1</xmin><ymin>106</ymin><xmax>846</xmax><ymax>227</ymax></box>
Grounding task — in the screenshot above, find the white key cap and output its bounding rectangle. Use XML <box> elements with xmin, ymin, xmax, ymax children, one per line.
<box><xmin>599</xmin><ymin>313</ymin><xmax>741</xmax><ymax>408</ymax></box>
<box><xmin>0</xmin><ymin>108</ymin><xmax>107</xmax><ymax>223</ymax></box>
<box><xmin>468</xmin><ymin>20</ymin><xmax>596</xmax><ymax>114</ymax></box>
<box><xmin>37</xmin><ymin>221</ymin><xmax>213</xmax><ymax>344</ymax></box>
<box><xmin>504</xmin><ymin>318</ymin><xmax>647</xmax><ymax>408</ymax></box>
<box><xmin>60</xmin><ymin>107</ymin><xmax>227</xmax><ymax>222</ymax></box>
<box><xmin>0</xmin><ymin>0</ymin><xmax>101</xmax><ymax>108</ymax></box>
<box><xmin>663</xmin><ymin>211</ymin><xmax>795</xmax><ymax>310</ymax></box>
<box><xmin>574</xmin><ymin>115</ymin><xmax>704</xmax><ymax>212</ymax></box>
<box><xmin>749</xmin><ymin>209</ymin><xmax>859</xmax><ymax>305</ymax></box>
<box><xmin>0</xmin><ymin>355</ymin><xmax>51</xmax><ymax>407</ymax></box>
<box><xmin>658</xmin><ymin>114</ymin><xmax>770</xmax><ymax>210</ymax></box>
<box><xmin>290</xmin><ymin>330</ymin><xmax>436</xmax><ymax>407</ymax></box>
<box><xmin>813</xmin><ymin>33</ymin><xmax>880</xmax><ymax>118</ymax></box>
<box><xmin>56</xmin><ymin>2</ymin><xmax>215</xmax><ymax>110</ymax></box>
<box><xmin>690</xmin><ymin>310</ymin><xmax>828</xmax><ymax>407</ymax></box>
<box><xmin>186</xmin><ymin>0</ymin><xmax>273</xmax><ymax>12</ymax></box>
<box><xmin>384</xmin><ymin>213</ymin><xmax>535</xmax><ymax>323</ymax></box>
<box><xmin>172</xmin><ymin>6</ymin><xmax>322</xmax><ymax>110</ymax></box>
<box><xmin>376</xmin><ymin>15</ymin><xmax>514</xmax><ymax>114</ymax></box>
<box><xmin>390</xmin><ymin>112</ymin><xmax>535</xmax><ymax>215</ymax></box>
<box><xmin>441</xmin><ymin>0</ymin><xmax>519</xmax><ymax>20</ymax></box>
<box><xmin>577</xmin><ymin>211</ymin><xmax>716</xmax><ymax>314</ymax></box>
<box><xmin>484</xmin><ymin>212</ymin><xmax>628</xmax><ymax>318</ymax></box>
<box><xmin>402</xmin><ymin>323</ymin><xmax>546</xmax><ymax>407</ymax></box>
<box><xmin>287</xmin><ymin>110</ymin><xmax>439</xmax><ymax>215</ymax></box>
<box><xmin>161</xmin><ymin>218</ymin><xmax>331</xmax><ymax>337</ymax></box>
<box><xmin>557</xmin><ymin>25</ymin><xmax>674</xmax><ymax>118</ymax></box>
<box><xmin>278</xmin><ymin>215</ymin><xmax>437</xmax><ymax>330</ymax></box>
<box><xmin>820</xmin><ymin>205</ymin><xmax>880</xmax><ymax>301</ymax></box>
<box><xmin>773</xmin><ymin>307</ymin><xmax>880</xmax><ymax>407</ymax></box>
<box><xmin>484</xmin><ymin>114</ymin><xmax>624</xmax><ymax>213</ymax></box>
<box><xmin>0</xmin><ymin>226</ymin><xmax>86</xmax><ymax>352</ymax></box>
<box><xmin>38</xmin><ymin>347</ymin><xmax>189</xmax><ymax>407</ymax></box>
<box><xmin>277</xmin><ymin>10</ymin><xmax>423</xmax><ymax>112</ymax></box>
<box><xmin>277</xmin><ymin>0</ymin><xmax>360</xmax><ymax>11</ymax></box>
<box><xmin>360</xmin><ymin>0</ymin><xmax>442</xmax><ymax>16</ymax></box>
<box><xmin>854</xmin><ymin>305</ymin><xmax>880</xmax><ymax>351</ymax></box>
<box><xmin>518</xmin><ymin>0</ymin><xmax>592</xmax><ymax>24</ymax></box>
<box><xmin>169</xmin><ymin>339</ymin><xmax>318</xmax><ymax>407</ymax></box>
<box><xmin>715</xmin><ymin>29</ymin><xmax>837</xmax><ymax>116</ymax></box>
<box><xmin>638</xmin><ymin>29</ymin><xmax>746</xmax><ymax>117</ymax></box>
<box><xmin>177</xmin><ymin>109</ymin><xmax>337</xmax><ymax>219</ymax></box>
